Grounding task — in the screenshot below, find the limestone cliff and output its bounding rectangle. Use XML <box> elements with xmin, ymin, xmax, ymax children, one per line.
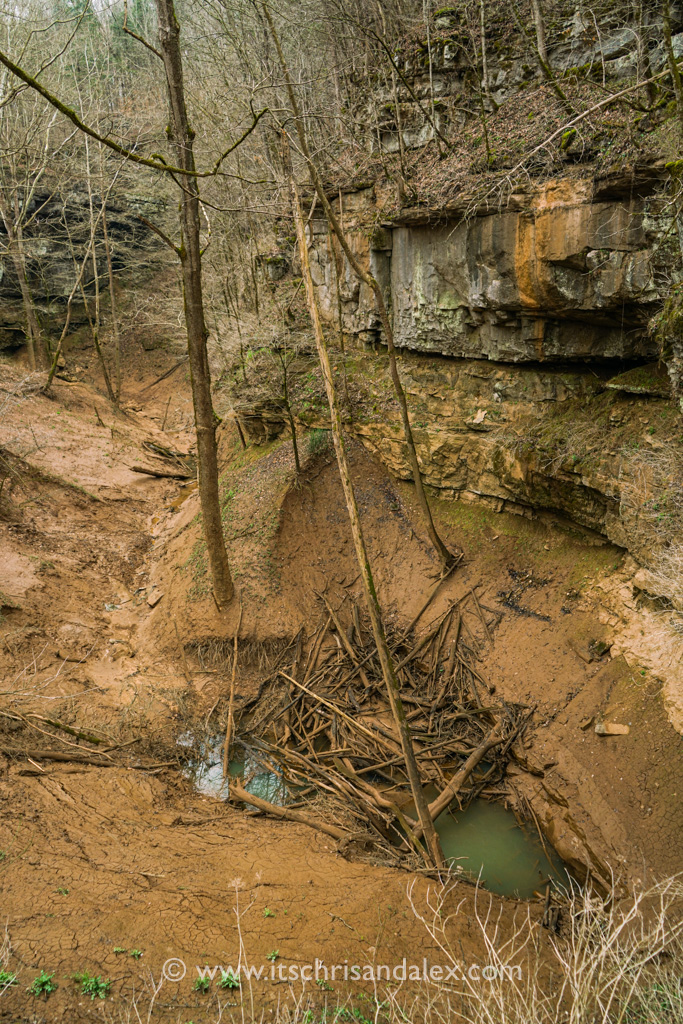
<box><xmin>310</xmin><ymin>168</ymin><xmax>675</xmax><ymax>366</ymax></box>
<box><xmin>0</xmin><ymin>190</ymin><xmax>159</xmax><ymax>351</ymax></box>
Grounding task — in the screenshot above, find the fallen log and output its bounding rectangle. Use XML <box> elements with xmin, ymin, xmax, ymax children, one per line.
<box><xmin>129</xmin><ymin>464</ymin><xmax>193</xmax><ymax>480</ymax></box>
<box><xmin>229</xmin><ymin>779</ymin><xmax>348</xmax><ymax>840</ymax></box>
<box><xmin>0</xmin><ymin>747</ymin><xmax>173</xmax><ymax>770</ymax></box>
<box><xmin>25</xmin><ymin>714</ymin><xmax>107</xmax><ymax>745</ymax></box>
<box><xmin>139</xmin><ymin>355</ymin><xmax>189</xmax><ymax>391</ymax></box>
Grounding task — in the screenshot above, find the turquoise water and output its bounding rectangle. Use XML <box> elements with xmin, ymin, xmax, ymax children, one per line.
<box><xmin>178</xmin><ymin>733</ymin><xmax>287</xmax><ymax>803</ymax></box>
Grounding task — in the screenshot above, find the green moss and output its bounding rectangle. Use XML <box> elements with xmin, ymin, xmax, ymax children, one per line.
<box><xmin>560</xmin><ymin>128</ymin><xmax>577</xmax><ymax>152</ymax></box>
<box><xmin>429</xmin><ymin>495</ymin><xmax>619</xmax><ymax>585</ymax></box>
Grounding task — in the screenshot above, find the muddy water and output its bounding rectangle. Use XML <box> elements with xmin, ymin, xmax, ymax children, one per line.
<box><xmin>169</xmin><ymin>479</ymin><xmax>198</xmax><ymax>510</ymax></box>
<box><xmin>434</xmin><ymin>799</ymin><xmax>567</xmax><ymax>898</ymax></box>
<box><xmin>181</xmin><ymin>734</ymin><xmax>566</xmax><ymax>899</ymax></box>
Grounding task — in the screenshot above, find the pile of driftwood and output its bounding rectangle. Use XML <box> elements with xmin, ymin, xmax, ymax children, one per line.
<box><xmin>229</xmin><ymin>586</ymin><xmax>533</xmax><ymax>869</ymax></box>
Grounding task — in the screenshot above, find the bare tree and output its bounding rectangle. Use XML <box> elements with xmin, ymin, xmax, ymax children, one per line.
<box><xmin>154</xmin><ymin>0</ymin><xmax>234</xmax><ymax>607</ymax></box>
<box><xmin>0</xmin><ymin>1</ymin><xmax>273</xmax><ymax>607</ymax></box>
<box><xmin>292</xmin><ymin>174</ymin><xmax>443</xmax><ymax>870</ymax></box>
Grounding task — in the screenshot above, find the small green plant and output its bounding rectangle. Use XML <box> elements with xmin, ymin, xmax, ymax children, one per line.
<box><xmin>263</xmin><ymin>907</ymin><xmax>275</xmax><ymax>918</ymax></box>
<box><xmin>129</xmin><ymin>949</ymin><xmax>143</xmax><ymax>960</ymax></box>
<box><xmin>74</xmin><ymin>972</ymin><xmax>110</xmax><ymax>1000</ymax></box>
<box><xmin>193</xmin><ymin>976</ymin><xmax>211</xmax><ymax>993</ymax></box>
<box><xmin>0</xmin><ymin>970</ymin><xmax>17</xmax><ymax>986</ymax></box>
<box><xmin>316</xmin><ymin>978</ymin><xmax>334</xmax><ymax>991</ymax></box>
<box><xmin>217</xmin><ymin>968</ymin><xmax>240</xmax><ymax>989</ymax></box>
<box><xmin>55</xmin><ymin>886</ymin><xmax>69</xmax><ymax>895</ymax></box>
<box><xmin>266</xmin><ymin>950</ymin><xmax>279</xmax><ymax>962</ymax></box>
<box><xmin>113</xmin><ymin>946</ymin><xmax>126</xmax><ymax>954</ymax></box>
<box><xmin>307</xmin><ymin>428</ymin><xmax>331</xmax><ymax>456</ymax></box>
<box><xmin>337</xmin><ymin>1009</ymin><xmax>374</xmax><ymax>1024</ymax></box>
<box><xmin>28</xmin><ymin>970</ymin><xmax>57</xmax><ymax>997</ymax></box>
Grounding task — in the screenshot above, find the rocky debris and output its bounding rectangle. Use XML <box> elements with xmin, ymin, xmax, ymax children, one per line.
<box><xmin>595</xmin><ymin>720</ymin><xmax>630</xmax><ymax>736</ymax></box>
<box><xmin>234</xmin><ymin>400</ymin><xmax>287</xmax><ymax>445</ymax></box>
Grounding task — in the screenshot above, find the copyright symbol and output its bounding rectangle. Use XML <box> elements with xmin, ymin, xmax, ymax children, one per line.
<box><xmin>162</xmin><ymin>957</ymin><xmax>186</xmax><ymax>982</ymax></box>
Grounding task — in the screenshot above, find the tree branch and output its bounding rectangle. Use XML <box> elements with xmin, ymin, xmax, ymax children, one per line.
<box><xmin>136</xmin><ymin>214</ymin><xmax>181</xmax><ymax>254</ymax></box>
<box><xmin>123</xmin><ymin>0</ymin><xmax>163</xmax><ymax>59</ymax></box>
<box><xmin>0</xmin><ymin>46</ymin><xmax>268</xmax><ymax>179</ymax></box>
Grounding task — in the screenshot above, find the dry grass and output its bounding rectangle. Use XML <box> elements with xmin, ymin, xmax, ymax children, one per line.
<box><xmin>80</xmin><ymin>874</ymin><xmax>683</xmax><ymax>1023</ymax></box>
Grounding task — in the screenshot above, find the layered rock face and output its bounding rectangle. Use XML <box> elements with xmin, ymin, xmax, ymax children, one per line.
<box><xmin>0</xmin><ymin>189</ymin><xmax>158</xmax><ymax>350</ymax></box>
<box><xmin>302</xmin><ymin>167</ymin><xmax>681</xmax><ymax>605</ymax></box>
<box><xmin>299</xmin><ymin>350</ymin><xmax>672</xmax><ymax>565</ymax></box>
<box><xmin>310</xmin><ymin>169</ymin><xmax>675</xmax><ymax>365</ymax></box>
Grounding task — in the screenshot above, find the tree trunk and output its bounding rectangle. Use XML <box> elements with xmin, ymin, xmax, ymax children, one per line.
<box><xmin>530</xmin><ymin>0</ymin><xmax>548</xmax><ymax>65</ymax></box>
<box><xmin>480</xmin><ymin>0</ymin><xmax>497</xmax><ymax>111</ymax></box>
<box><xmin>264</xmin><ymin>5</ymin><xmax>455</xmax><ymax>571</ymax></box>
<box><xmin>155</xmin><ymin>0</ymin><xmax>233</xmax><ymax>607</ymax></box>
<box><xmin>292</xmin><ymin>177</ymin><xmax>443</xmax><ymax>870</ymax></box>
<box><xmin>101</xmin><ymin>203</ymin><xmax>122</xmax><ymax>403</ymax></box>
<box><xmin>635</xmin><ymin>1</ymin><xmax>656</xmax><ymax>107</ymax></box>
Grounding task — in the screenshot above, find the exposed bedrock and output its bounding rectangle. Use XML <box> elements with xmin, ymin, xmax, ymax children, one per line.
<box><xmin>312</xmin><ymin>354</ymin><xmax>664</xmax><ymax>558</ymax></box>
<box><xmin>0</xmin><ymin>189</ymin><xmax>160</xmax><ymax>350</ymax></box>
<box><xmin>310</xmin><ymin>168</ymin><xmax>678</xmax><ymax>366</ymax></box>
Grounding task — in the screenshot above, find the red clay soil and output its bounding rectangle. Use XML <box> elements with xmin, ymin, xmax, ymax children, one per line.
<box><xmin>0</xmin><ymin>353</ymin><xmax>682</xmax><ymax>1021</ymax></box>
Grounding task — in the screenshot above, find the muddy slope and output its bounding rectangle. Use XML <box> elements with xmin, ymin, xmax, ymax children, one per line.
<box><xmin>1</xmin><ymin>360</ymin><xmax>682</xmax><ymax>1020</ymax></box>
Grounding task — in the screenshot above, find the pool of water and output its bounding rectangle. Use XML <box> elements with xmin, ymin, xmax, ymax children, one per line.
<box><xmin>179</xmin><ymin>733</ymin><xmax>567</xmax><ymax>899</ymax></box>
<box><xmin>435</xmin><ymin>798</ymin><xmax>567</xmax><ymax>898</ymax></box>
<box><xmin>178</xmin><ymin>733</ymin><xmax>287</xmax><ymax>803</ymax></box>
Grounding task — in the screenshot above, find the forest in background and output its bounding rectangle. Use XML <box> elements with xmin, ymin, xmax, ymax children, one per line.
<box><xmin>3</xmin><ymin>0</ymin><xmax>682</xmax><ymax>611</ymax></box>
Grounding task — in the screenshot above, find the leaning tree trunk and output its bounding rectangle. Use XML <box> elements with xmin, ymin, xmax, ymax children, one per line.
<box><xmin>263</xmin><ymin>5</ymin><xmax>454</xmax><ymax>571</ymax></box>
<box><xmin>155</xmin><ymin>0</ymin><xmax>233</xmax><ymax>607</ymax></box>
<box><xmin>292</xmin><ymin>177</ymin><xmax>443</xmax><ymax>870</ymax></box>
